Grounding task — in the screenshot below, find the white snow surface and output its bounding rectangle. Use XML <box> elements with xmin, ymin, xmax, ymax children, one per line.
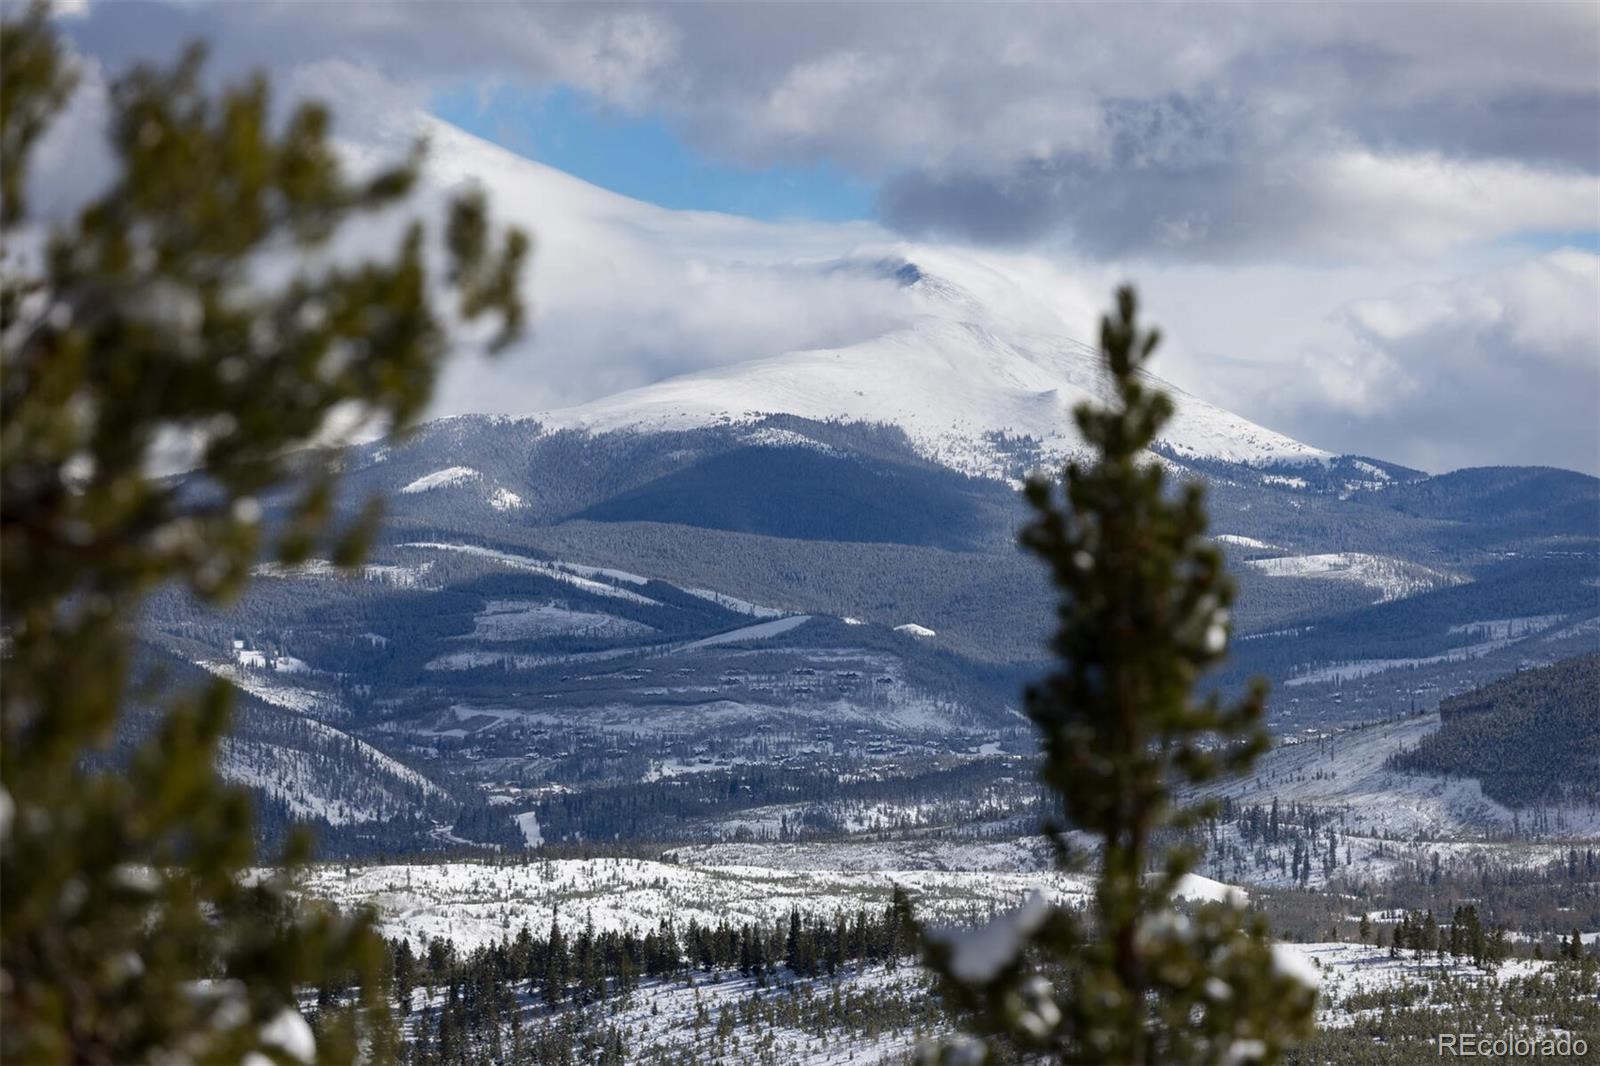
<box><xmin>514</xmin><ymin>811</ymin><xmax>543</xmax><ymax>848</ymax></box>
<box><xmin>672</xmin><ymin>839</ymin><xmax>1054</xmax><ymax>873</ymax></box>
<box><xmin>1185</xmin><ymin>713</ymin><xmax>1600</xmax><ymax>858</ymax></box>
<box><xmin>256</xmin><ymin>1009</ymin><xmax>316</xmax><ymax>1064</ymax></box>
<box><xmin>467</xmin><ymin>600</ymin><xmax>653</xmax><ymax>641</ymax></box>
<box><xmin>1213</xmin><ymin>534</ymin><xmax>1281</xmax><ymax>551</ymax></box>
<box><xmin>1285</xmin><ymin>613</ymin><xmax>1567</xmax><ymax>687</ymax></box>
<box><xmin>1270</xmin><ymin>944</ymin><xmax>1322</xmax><ymax>990</ymax></box>
<box><xmin>338</xmin><ymin>111</ymin><xmax>1330</xmax><ymax>480</ymax></box>
<box><xmin>293</xmin><ymin>857</ymin><xmax>1092</xmax><ymax>953</ymax></box>
<box><xmin>1173</xmin><ymin>873</ymin><xmax>1248</xmax><ymax>907</ymax></box>
<box><xmin>532</xmin><ymin>269</ymin><xmax>1329</xmax><ymax>480</ymax></box>
<box><xmin>675</xmin><ymin>614</ymin><xmax>812</xmax><ymax>651</ymax></box>
<box><xmin>1301</xmin><ymin>941</ymin><xmax>1552</xmax><ymax>1028</ymax></box>
<box><xmin>1246</xmin><ymin>552</ymin><xmax>1462</xmax><ymax>602</ymax></box>
<box><xmin>399</xmin><ymin>466</ymin><xmax>480</xmax><ymax>494</ymax></box>
<box><xmin>252</xmin><ymin>559</ymin><xmax>433</xmax><ymax>589</ymax></box>
<box><xmin>935</xmin><ymin>891</ymin><xmax>1048</xmax><ymax>983</ymax></box>
<box><xmin>195</xmin><ymin>660</ymin><xmax>347</xmax><ymax>720</ymax></box>
<box><xmin>895</xmin><ymin>623</ymin><xmax>937</xmax><ymax>638</ymax></box>
<box><xmin>545</xmin><ymin>560</ymin><xmax>652</xmax><ymax>586</ymax></box>
<box><xmin>681</xmin><ymin>586</ymin><xmax>784</xmax><ymax>618</ymax></box>
<box><xmin>400</xmin><ymin>543</ymin><xmax>660</xmax><ymax>605</ymax></box>
<box><xmin>741</xmin><ymin>426</ymin><xmax>841</xmax><ymax>455</ymax></box>
<box><xmin>487</xmin><ymin>487</ymin><xmax>525</xmax><ymax>511</ymax></box>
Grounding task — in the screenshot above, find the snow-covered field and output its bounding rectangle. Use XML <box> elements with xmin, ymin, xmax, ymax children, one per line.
<box><xmin>219</xmin><ymin>716</ymin><xmax>448</xmax><ymax>825</ymax></box>
<box><xmin>295</xmin><ymin>856</ymin><xmax>1092</xmax><ymax>952</ymax></box>
<box><xmin>1285</xmin><ymin>612</ymin><xmax>1569</xmax><ymax>687</ymax></box>
<box><xmin>672</xmin><ymin>838</ymin><xmax>1055</xmax><ymax>874</ymax></box>
<box><xmin>677</xmin><ymin>615</ymin><xmax>812</xmax><ymax>650</ymax></box>
<box><xmin>1245</xmin><ymin>552</ymin><xmax>1462</xmax><ymax>603</ymax></box>
<box><xmin>682</xmin><ymin>587</ymin><xmax>785</xmax><ymax>618</ymax></box>
<box><xmin>1295</xmin><ymin>941</ymin><xmax>1552</xmax><ymax>1028</ymax></box>
<box><xmin>1187</xmin><ymin>713</ymin><xmax>1600</xmax><ymax>842</ymax></box>
<box><xmin>1182</xmin><ymin>713</ymin><xmax>1600</xmax><ymax>887</ymax></box>
<box><xmin>195</xmin><ymin>659</ymin><xmax>349</xmax><ymax>719</ymax></box>
<box><xmin>597</xmin><ymin>964</ymin><xmax>935</xmax><ymax>1065</ymax></box>
<box><xmin>400</xmin><ymin>542</ymin><xmax>662</xmax><ymax>606</ymax></box>
<box><xmin>395</xmin><ymin>468</ymin><xmax>529</xmax><ymax>511</ymax></box>
<box><xmin>400</xmin><ymin>466</ymin><xmax>481</xmax><ymax>493</ymax></box>
<box><xmin>467</xmin><ymin>599</ymin><xmax>654</xmax><ymax>641</ymax></box>
<box><xmin>252</xmin><ymin>558</ymin><xmax>434</xmax><ymax>589</ymax></box>
<box><xmin>1214</xmin><ymin>534</ymin><xmax>1282</xmax><ymax>553</ymax></box>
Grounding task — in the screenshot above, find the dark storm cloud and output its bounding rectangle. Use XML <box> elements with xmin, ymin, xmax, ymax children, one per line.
<box><xmin>878</xmin><ymin>92</ymin><xmax>1307</xmax><ymax>257</ymax></box>
<box><xmin>1352</xmin><ymin>90</ymin><xmax>1600</xmax><ymax>175</ymax></box>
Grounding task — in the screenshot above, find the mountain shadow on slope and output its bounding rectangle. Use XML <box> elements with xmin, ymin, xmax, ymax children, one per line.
<box><xmin>1388</xmin><ymin>654</ymin><xmax>1600</xmax><ymax>808</ymax></box>
<box><xmin>572</xmin><ymin>444</ymin><xmax>1007</xmax><ymax>548</ymax></box>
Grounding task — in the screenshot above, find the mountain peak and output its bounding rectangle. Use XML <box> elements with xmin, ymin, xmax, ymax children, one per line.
<box><xmin>535</xmin><ymin>254</ymin><xmax>1330</xmax><ymax>478</ymax></box>
<box><xmin>394</xmin><ymin>115</ymin><xmax>1329</xmax><ymax>478</ymax></box>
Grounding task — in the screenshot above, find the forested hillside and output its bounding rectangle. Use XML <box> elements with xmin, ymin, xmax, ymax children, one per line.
<box><xmin>1390</xmin><ymin>654</ymin><xmax>1600</xmax><ymax>808</ymax></box>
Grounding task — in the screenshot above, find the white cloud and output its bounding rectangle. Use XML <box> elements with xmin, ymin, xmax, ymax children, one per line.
<box><xmin>383</xmin><ymin>113</ymin><xmax>919</xmax><ymax>417</ymax></box>
<box><xmin>761</xmin><ymin>51</ymin><xmax>891</xmax><ymax>140</ymax></box>
<box><xmin>28</xmin><ymin>5</ymin><xmax>1600</xmax><ymax>474</ymax></box>
<box><xmin>1231</xmin><ymin>251</ymin><xmax>1600</xmax><ymax>473</ymax></box>
<box><xmin>1340</xmin><ymin>251</ymin><xmax>1600</xmax><ymax>387</ymax></box>
<box><xmin>58</xmin><ymin>2</ymin><xmax>1600</xmax><ymax>261</ymax></box>
<box><xmin>1307</xmin><ymin>152</ymin><xmax>1600</xmax><ymax>260</ymax></box>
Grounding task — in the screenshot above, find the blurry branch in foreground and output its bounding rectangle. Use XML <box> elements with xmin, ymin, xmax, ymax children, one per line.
<box><xmin>909</xmin><ymin>288</ymin><xmax>1317</xmax><ymax>1065</ymax></box>
<box><xmin>0</xmin><ymin>4</ymin><xmax>528</xmax><ymax>1061</ymax></box>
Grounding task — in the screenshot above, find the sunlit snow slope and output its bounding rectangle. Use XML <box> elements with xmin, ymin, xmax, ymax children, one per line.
<box><xmin>396</xmin><ymin>116</ymin><xmax>1330</xmax><ymax>479</ymax></box>
<box><xmin>534</xmin><ymin>257</ymin><xmax>1329</xmax><ymax>478</ymax></box>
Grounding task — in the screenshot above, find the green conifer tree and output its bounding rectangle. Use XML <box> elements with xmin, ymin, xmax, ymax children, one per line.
<box><xmin>544</xmin><ymin>921</ymin><xmax>570</xmax><ymax>1007</ymax></box>
<box><xmin>911</xmin><ymin>287</ymin><xmax>1316</xmax><ymax>1065</ymax></box>
<box><xmin>0</xmin><ymin>6</ymin><xmax>526</xmax><ymax>1061</ymax></box>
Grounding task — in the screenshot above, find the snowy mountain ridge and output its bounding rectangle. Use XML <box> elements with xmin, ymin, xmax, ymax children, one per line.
<box><xmin>352</xmin><ymin>112</ymin><xmax>1332</xmax><ymax>480</ymax></box>
<box><xmin>532</xmin><ymin>254</ymin><xmax>1331</xmax><ymax>479</ymax></box>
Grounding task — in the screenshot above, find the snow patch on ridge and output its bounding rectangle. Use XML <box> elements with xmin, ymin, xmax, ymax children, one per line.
<box><xmin>676</xmin><ymin>615</ymin><xmax>812</xmax><ymax>651</ymax></box>
<box><xmin>488</xmin><ymin>487</ymin><xmax>525</xmax><ymax>510</ymax></box>
<box><xmin>400</xmin><ymin>543</ymin><xmax>660</xmax><ymax>606</ymax></box>
<box><xmin>400</xmin><ymin>466</ymin><xmax>480</xmax><ymax>494</ymax></box>
<box><xmin>1246</xmin><ymin>552</ymin><xmax>1462</xmax><ymax>602</ymax></box>
<box><xmin>681</xmin><ymin>587</ymin><xmax>784</xmax><ymax>618</ymax></box>
<box><xmin>1214</xmin><ymin>534</ymin><xmax>1281</xmax><ymax>552</ymax></box>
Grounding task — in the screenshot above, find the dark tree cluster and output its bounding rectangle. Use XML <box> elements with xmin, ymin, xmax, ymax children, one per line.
<box><xmin>380</xmin><ymin>893</ymin><xmax>916</xmax><ymax>1066</ymax></box>
<box><xmin>1388</xmin><ymin>654</ymin><xmax>1600</xmax><ymax>808</ymax></box>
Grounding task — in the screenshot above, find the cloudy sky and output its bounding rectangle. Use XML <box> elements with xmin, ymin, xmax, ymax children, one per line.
<box><xmin>44</xmin><ymin>1</ymin><xmax>1600</xmax><ymax>474</ymax></box>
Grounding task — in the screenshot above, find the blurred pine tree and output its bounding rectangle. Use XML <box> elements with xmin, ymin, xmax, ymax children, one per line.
<box><xmin>0</xmin><ymin>4</ymin><xmax>527</xmax><ymax>1061</ymax></box>
<box><xmin>911</xmin><ymin>288</ymin><xmax>1317</xmax><ymax>1065</ymax></box>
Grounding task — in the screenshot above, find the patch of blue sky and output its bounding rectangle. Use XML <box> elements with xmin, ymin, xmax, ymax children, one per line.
<box><xmin>1499</xmin><ymin>228</ymin><xmax>1600</xmax><ymax>254</ymax></box>
<box><xmin>430</xmin><ymin>82</ymin><xmax>874</xmax><ymax>223</ymax></box>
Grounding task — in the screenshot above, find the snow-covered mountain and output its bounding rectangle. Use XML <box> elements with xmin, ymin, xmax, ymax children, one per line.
<box><xmin>533</xmin><ymin>252</ymin><xmax>1330</xmax><ymax>479</ymax></box>
<box><xmin>141</xmin><ymin>108</ymin><xmax>1599</xmax><ymax>869</ymax></box>
<box><xmin>350</xmin><ymin>113</ymin><xmax>1330</xmax><ymax>480</ymax></box>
